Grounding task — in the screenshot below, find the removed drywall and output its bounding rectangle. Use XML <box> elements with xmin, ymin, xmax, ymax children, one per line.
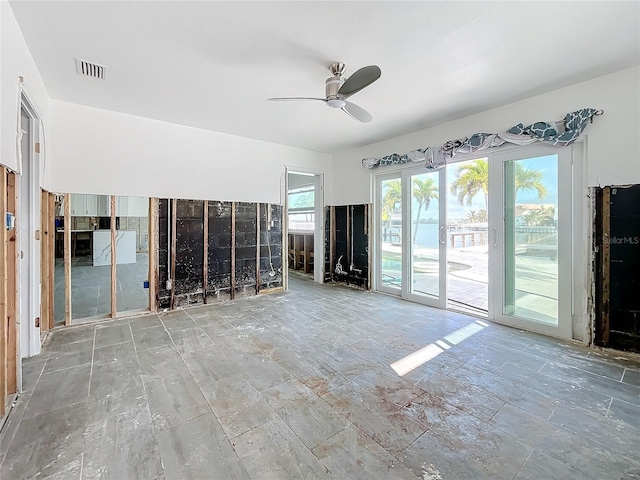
<box><xmin>158</xmin><ymin>199</ymin><xmax>283</xmax><ymax>309</ymax></box>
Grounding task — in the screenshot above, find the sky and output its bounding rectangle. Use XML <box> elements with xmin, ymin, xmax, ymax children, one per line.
<box><xmin>409</xmin><ymin>154</ymin><xmax>559</xmax><ymax>221</ymax></box>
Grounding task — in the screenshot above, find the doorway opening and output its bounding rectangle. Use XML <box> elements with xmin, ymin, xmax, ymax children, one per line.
<box><xmin>285</xmin><ymin>169</ymin><xmax>324</xmax><ymax>287</ymax></box>
<box><xmin>19</xmin><ymin>99</ymin><xmax>41</xmax><ymax>359</ymax></box>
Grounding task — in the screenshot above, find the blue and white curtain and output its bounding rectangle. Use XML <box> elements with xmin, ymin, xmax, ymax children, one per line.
<box><xmin>361</xmin><ymin>108</ymin><xmax>603</xmax><ymax>170</ymax></box>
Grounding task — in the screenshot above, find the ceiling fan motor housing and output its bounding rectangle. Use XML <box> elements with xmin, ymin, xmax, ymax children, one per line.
<box><xmin>325</xmin><ymin>75</ymin><xmax>346</xmax><ymax>108</ymax></box>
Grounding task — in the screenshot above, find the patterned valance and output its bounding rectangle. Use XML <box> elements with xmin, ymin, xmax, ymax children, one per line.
<box><xmin>361</xmin><ymin>108</ymin><xmax>603</xmax><ymax>170</ymax></box>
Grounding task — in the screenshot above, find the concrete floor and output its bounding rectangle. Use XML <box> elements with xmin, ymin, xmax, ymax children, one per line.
<box><xmin>2</xmin><ymin>275</ymin><xmax>640</xmax><ymax>479</ymax></box>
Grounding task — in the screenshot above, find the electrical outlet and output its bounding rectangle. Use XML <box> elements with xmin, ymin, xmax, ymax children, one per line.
<box><xmin>166</xmin><ymin>279</ymin><xmax>172</xmax><ymax>290</ymax></box>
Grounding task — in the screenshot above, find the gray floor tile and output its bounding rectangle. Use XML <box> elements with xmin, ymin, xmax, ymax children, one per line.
<box><xmin>399</xmin><ymin>429</ymin><xmax>499</xmax><ymax>480</ymax></box>
<box><xmin>159</xmin><ymin>310</ymin><xmax>197</xmax><ymax>332</ymax></box>
<box><xmin>143</xmin><ymin>369</ymin><xmax>210</xmax><ymax>433</ymax></box>
<box><xmin>169</xmin><ymin>326</ymin><xmax>215</xmax><ymax>354</ymax></box>
<box><xmin>404</xmin><ymin>396</ymin><xmax>531</xmax><ymax>479</ymax></box>
<box><xmin>132</xmin><ymin>325</ymin><xmax>173</xmax><ymax>351</ymax></box>
<box><xmin>323</xmin><ymin>382</ymin><xmax>426</xmax><ymax>457</ymax></box>
<box><xmin>514</xmin><ymin>449</ymin><xmax>583</xmax><ymax>480</ymax></box>
<box><xmin>622</xmin><ymin>368</ymin><xmax>640</xmax><ymax>388</ymax></box>
<box><xmin>1</xmin><ymin>402</ymin><xmax>89</xmax><ymax>479</ymax></box>
<box><xmin>130</xmin><ymin>314</ymin><xmax>162</xmax><ymax>331</ymax></box>
<box><xmin>82</xmin><ymin>404</ymin><xmax>163</xmax><ymax>480</ymax></box>
<box><xmin>181</xmin><ymin>346</ymin><xmax>237</xmax><ymax>383</ymax></box>
<box><xmin>156</xmin><ymin>413</ymin><xmax>249</xmax><ymax>480</ymax></box>
<box><xmin>199</xmin><ymin>374</ymin><xmax>277</xmax><ymax>439</ymax></box>
<box><xmin>407</xmin><ymin>368</ymin><xmax>506</xmax><ymax>422</ymax></box>
<box><xmin>313</xmin><ymin>424</ymin><xmax>418</xmax><ymax>479</ymax></box>
<box><xmin>95</xmin><ymin>322</ymin><xmax>133</xmax><ymax>348</ymax></box>
<box><xmin>608</xmin><ymin>398</ymin><xmax>640</xmax><ymax>430</ymax></box>
<box><xmin>262</xmin><ymin>380</ymin><xmax>349</xmax><ymax>449</ymax></box>
<box><xmin>24</xmin><ymin>364</ymin><xmax>91</xmax><ymax>419</ymax></box>
<box><xmin>233</xmin><ymin>416</ymin><xmax>332</xmax><ymax>479</ymax></box>
<box><xmin>6</xmin><ymin>276</ymin><xmax>640</xmax><ymax>480</ymax></box>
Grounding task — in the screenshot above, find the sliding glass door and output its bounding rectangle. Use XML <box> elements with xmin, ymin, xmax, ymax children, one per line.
<box><xmin>375</xmin><ymin>167</ymin><xmax>446</xmax><ymax>307</ymax></box>
<box><xmin>490</xmin><ymin>146</ymin><xmax>574</xmax><ymax>338</ymax></box>
<box><xmin>374</xmin><ymin>144</ymin><xmax>577</xmax><ymax>339</ymax></box>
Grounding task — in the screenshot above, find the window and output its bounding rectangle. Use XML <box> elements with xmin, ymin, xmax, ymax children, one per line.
<box><xmin>288</xmin><ymin>186</ymin><xmax>315</xmax><ymax>231</ymax></box>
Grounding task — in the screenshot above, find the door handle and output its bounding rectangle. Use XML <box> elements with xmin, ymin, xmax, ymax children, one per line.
<box><xmin>492</xmin><ymin>226</ymin><xmax>498</xmax><ymax>247</ymax></box>
<box><xmin>439</xmin><ymin>226</ymin><xmax>445</xmax><ymax>245</ymax></box>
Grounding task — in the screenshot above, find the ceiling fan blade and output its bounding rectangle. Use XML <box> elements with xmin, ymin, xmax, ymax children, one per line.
<box><xmin>267</xmin><ymin>97</ymin><xmax>326</xmax><ymax>102</ymax></box>
<box><xmin>342</xmin><ymin>101</ymin><xmax>372</xmax><ymax>123</ymax></box>
<box><xmin>338</xmin><ymin>65</ymin><xmax>381</xmax><ymax>98</ymax></box>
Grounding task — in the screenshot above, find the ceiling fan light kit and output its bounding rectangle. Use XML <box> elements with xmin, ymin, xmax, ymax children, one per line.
<box><xmin>267</xmin><ymin>62</ymin><xmax>381</xmax><ymax>123</ymax></box>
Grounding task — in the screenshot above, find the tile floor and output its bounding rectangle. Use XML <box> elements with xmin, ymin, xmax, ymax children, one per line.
<box><xmin>3</xmin><ymin>275</ymin><xmax>640</xmax><ymax>479</ymax></box>
<box><xmin>54</xmin><ymin>253</ymin><xmax>150</xmax><ymax>324</ymax></box>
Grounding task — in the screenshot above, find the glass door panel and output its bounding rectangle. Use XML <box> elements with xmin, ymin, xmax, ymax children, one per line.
<box><xmin>503</xmin><ymin>155</ymin><xmax>559</xmax><ymax>324</ymax></box>
<box><xmin>379</xmin><ymin>177</ymin><xmax>402</xmax><ymax>291</ymax></box>
<box><xmin>446</xmin><ymin>158</ymin><xmax>489</xmax><ymax>314</ymax></box>
<box><xmin>410</xmin><ymin>171</ymin><xmax>441</xmax><ymax>298</ymax></box>
<box><xmin>491</xmin><ymin>146</ymin><xmax>573</xmax><ymax>339</ymax></box>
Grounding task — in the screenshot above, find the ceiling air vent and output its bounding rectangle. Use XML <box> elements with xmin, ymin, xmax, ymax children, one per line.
<box><xmin>75</xmin><ymin>58</ymin><xmax>107</xmax><ymax>80</ymax></box>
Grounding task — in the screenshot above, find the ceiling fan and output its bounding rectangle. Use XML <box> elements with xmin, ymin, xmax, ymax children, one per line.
<box><xmin>267</xmin><ymin>62</ymin><xmax>381</xmax><ymax>123</ymax></box>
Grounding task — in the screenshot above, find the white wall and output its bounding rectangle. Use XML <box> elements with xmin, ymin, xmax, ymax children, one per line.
<box><xmin>0</xmin><ymin>1</ymin><xmax>52</xmax><ymax>187</ymax></box>
<box><xmin>332</xmin><ymin>66</ymin><xmax>640</xmax><ymax>206</ymax></box>
<box><xmin>50</xmin><ymin>101</ymin><xmax>333</xmax><ymax>205</ymax></box>
<box><xmin>332</xmin><ymin>66</ymin><xmax>640</xmax><ymax>344</ymax></box>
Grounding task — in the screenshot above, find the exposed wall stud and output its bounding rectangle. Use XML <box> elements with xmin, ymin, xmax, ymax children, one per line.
<box><xmin>170</xmin><ymin>199</ymin><xmax>177</xmax><ymax>309</ymax></box>
<box><xmin>110</xmin><ymin>196</ymin><xmax>117</xmax><ymax>318</ymax></box>
<box><xmin>230</xmin><ymin>202</ymin><xmax>236</xmax><ymax>300</ymax></box>
<box><xmin>7</xmin><ymin>172</ymin><xmax>18</xmax><ymax>394</ymax></box>
<box><xmin>148</xmin><ymin>198</ymin><xmax>158</xmax><ymax>312</ymax></box>
<box><xmin>256</xmin><ymin>203</ymin><xmax>261</xmax><ymax>295</ymax></box>
<box><xmin>48</xmin><ymin>193</ymin><xmax>55</xmax><ymax>328</ymax></box>
<box><xmin>330</xmin><ymin>206</ymin><xmax>336</xmax><ymax>282</ymax></box>
<box><xmin>0</xmin><ymin>166</ymin><xmax>7</xmax><ymax>416</ymax></box>
<box><xmin>64</xmin><ymin>193</ymin><xmax>71</xmax><ymax>325</ymax></box>
<box><xmin>203</xmin><ymin>201</ymin><xmax>209</xmax><ymax>303</ymax></box>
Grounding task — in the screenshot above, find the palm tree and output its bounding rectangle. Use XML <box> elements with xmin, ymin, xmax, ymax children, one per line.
<box><xmin>450</xmin><ymin>159</ymin><xmax>548</xmax><ymax>210</ymax></box>
<box><xmin>382</xmin><ymin>179</ymin><xmax>402</xmax><ymax>222</ymax></box>
<box><xmin>450</xmin><ymin>159</ymin><xmax>489</xmax><ymax>209</ymax></box>
<box><xmin>515</xmin><ymin>163</ymin><xmax>547</xmax><ymax>199</ymax></box>
<box><xmin>412</xmin><ymin>177</ymin><xmax>438</xmax><ymax>243</ymax></box>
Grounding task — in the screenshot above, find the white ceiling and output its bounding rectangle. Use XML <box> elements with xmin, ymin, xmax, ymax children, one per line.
<box><xmin>10</xmin><ymin>1</ymin><xmax>640</xmax><ymax>154</ymax></box>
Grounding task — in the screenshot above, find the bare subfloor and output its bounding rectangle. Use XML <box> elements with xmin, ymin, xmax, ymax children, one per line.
<box><xmin>2</xmin><ymin>276</ymin><xmax>640</xmax><ymax>479</ymax></box>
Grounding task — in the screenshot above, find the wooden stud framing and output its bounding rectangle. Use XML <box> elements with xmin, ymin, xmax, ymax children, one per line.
<box><xmin>203</xmin><ymin>201</ymin><xmax>209</xmax><ymax>303</ymax></box>
<box><xmin>170</xmin><ymin>199</ymin><xmax>177</xmax><ymax>309</ymax></box>
<box><xmin>48</xmin><ymin>194</ymin><xmax>55</xmax><ymax>329</ymax></box>
<box><xmin>110</xmin><ymin>196</ymin><xmax>117</xmax><ymax>318</ymax></box>
<box><xmin>0</xmin><ymin>166</ymin><xmax>7</xmax><ymax>416</ymax></box>
<box><xmin>6</xmin><ymin>172</ymin><xmax>17</xmax><ymax>395</ymax></box>
<box><xmin>230</xmin><ymin>202</ymin><xmax>235</xmax><ymax>300</ymax></box>
<box><xmin>40</xmin><ymin>190</ymin><xmax>55</xmax><ymax>333</ymax></box>
<box><xmin>601</xmin><ymin>187</ymin><xmax>611</xmax><ymax>344</ymax></box>
<box><xmin>64</xmin><ymin>193</ymin><xmax>71</xmax><ymax>325</ymax></box>
<box><xmin>40</xmin><ymin>190</ymin><xmax>48</xmax><ymax>332</ymax></box>
<box><xmin>256</xmin><ymin>203</ymin><xmax>260</xmax><ymax>295</ymax></box>
<box><xmin>148</xmin><ymin>198</ymin><xmax>158</xmax><ymax>312</ymax></box>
